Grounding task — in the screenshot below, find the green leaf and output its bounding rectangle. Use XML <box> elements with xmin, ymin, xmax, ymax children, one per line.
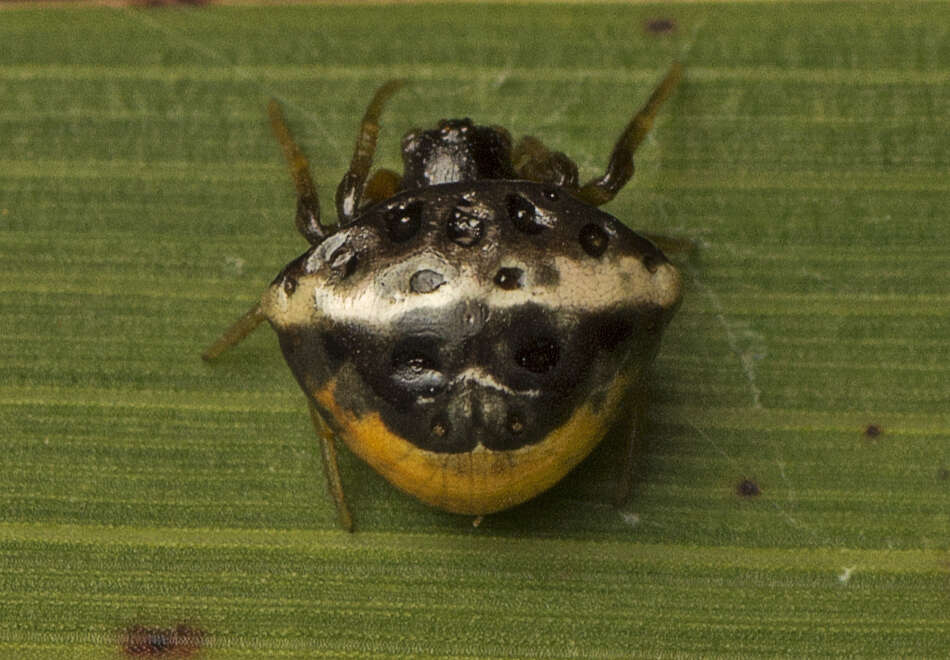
<box><xmin>1</xmin><ymin>2</ymin><xmax>948</xmax><ymax>657</ymax></box>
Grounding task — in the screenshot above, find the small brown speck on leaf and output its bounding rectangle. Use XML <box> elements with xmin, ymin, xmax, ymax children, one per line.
<box><xmin>736</xmin><ymin>478</ymin><xmax>761</xmax><ymax>497</ymax></box>
<box><xmin>864</xmin><ymin>423</ymin><xmax>883</xmax><ymax>439</ymax></box>
<box><xmin>646</xmin><ymin>18</ymin><xmax>676</xmax><ymax>34</ymax></box>
<box><xmin>121</xmin><ymin>624</ymin><xmax>204</xmax><ymax>657</ymax></box>
<box><xmin>938</xmin><ymin>467</ymin><xmax>949</xmax><ymax>481</ymax></box>
<box><xmin>138</xmin><ymin>0</ymin><xmax>212</xmax><ymax>7</ymax></box>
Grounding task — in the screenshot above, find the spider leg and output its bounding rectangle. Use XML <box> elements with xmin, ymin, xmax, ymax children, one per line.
<box><xmin>613</xmin><ymin>385</ymin><xmax>647</xmax><ymax>507</ymax></box>
<box><xmin>576</xmin><ymin>62</ymin><xmax>682</xmax><ymax>207</ymax></box>
<box><xmin>362</xmin><ymin>168</ymin><xmax>402</xmax><ymax>206</ymax></box>
<box><xmin>335</xmin><ymin>80</ymin><xmax>405</xmax><ymax>225</ymax></box>
<box><xmin>268</xmin><ymin>100</ymin><xmax>327</xmax><ymax>244</ymax></box>
<box><xmin>201</xmin><ymin>302</ymin><xmax>267</xmax><ymax>362</ymax></box>
<box><xmin>511</xmin><ymin>135</ymin><xmax>579</xmax><ymax>189</ymax></box>
<box><xmin>309</xmin><ymin>402</ymin><xmax>354</xmax><ymax>532</ymax></box>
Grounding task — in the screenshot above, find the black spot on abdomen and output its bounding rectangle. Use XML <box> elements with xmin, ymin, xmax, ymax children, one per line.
<box><xmin>494</xmin><ymin>267</ymin><xmax>524</xmax><ymax>290</ymax></box>
<box><xmin>385</xmin><ymin>199</ymin><xmax>424</xmax><ymax>242</ymax></box>
<box><xmin>506</xmin><ymin>193</ymin><xmax>547</xmax><ymax>234</ymax></box>
<box><xmin>579</xmin><ymin>223</ymin><xmax>609</xmax><ymax>257</ymax></box>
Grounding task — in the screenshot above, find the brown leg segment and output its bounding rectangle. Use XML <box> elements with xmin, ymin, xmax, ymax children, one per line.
<box><xmin>335</xmin><ymin>80</ymin><xmax>405</xmax><ymax>225</ymax></box>
<box><xmin>362</xmin><ymin>168</ymin><xmax>402</xmax><ymax>206</ymax></box>
<box><xmin>201</xmin><ymin>302</ymin><xmax>267</xmax><ymax>362</ymax></box>
<box><xmin>511</xmin><ymin>135</ymin><xmax>580</xmax><ymax>189</ymax></box>
<box><xmin>308</xmin><ymin>402</ymin><xmax>354</xmax><ymax>532</ymax></box>
<box><xmin>268</xmin><ymin>99</ymin><xmax>327</xmax><ymax>245</ymax></box>
<box><xmin>613</xmin><ymin>386</ymin><xmax>646</xmax><ymax>508</ymax></box>
<box><xmin>577</xmin><ymin>62</ymin><xmax>682</xmax><ymax>207</ymax></box>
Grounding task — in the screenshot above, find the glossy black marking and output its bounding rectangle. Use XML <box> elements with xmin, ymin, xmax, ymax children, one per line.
<box><xmin>328</xmin><ymin>244</ymin><xmax>358</xmax><ymax>279</ymax></box>
<box><xmin>271</xmin><ymin>250</ymin><xmax>311</xmax><ymax>287</ymax></box>
<box><xmin>493</xmin><ymin>267</ymin><xmax>524</xmax><ymax>290</ymax></box>
<box><xmin>506</xmin><ymin>193</ymin><xmax>547</xmax><ymax>234</ymax></box>
<box><xmin>385</xmin><ymin>199</ymin><xmax>424</xmax><ymax>242</ymax></box>
<box><xmin>390</xmin><ymin>340</ymin><xmax>447</xmax><ymax>402</ymax></box>
<box><xmin>515</xmin><ymin>337</ymin><xmax>560</xmax><ymax>374</ymax></box>
<box><xmin>274</xmin><ymin>297</ymin><xmax>673</xmax><ymax>454</ymax></box>
<box><xmin>410</xmin><ymin>269</ymin><xmax>446</xmax><ymax>294</ymax></box>
<box><xmin>542</xmin><ymin>187</ymin><xmax>559</xmax><ymax>201</ymax></box>
<box><xmin>579</xmin><ymin>223</ymin><xmax>609</xmax><ymax>258</ymax></box>
<box><xmin>401</xmin><ymin>122</ymin><xmax>515</xmax><ymax>189</ymax></box>
<box><xmin>445</xmin><ymin>208</ymin><xmax>485</xmax><ymax>247</ymax></box>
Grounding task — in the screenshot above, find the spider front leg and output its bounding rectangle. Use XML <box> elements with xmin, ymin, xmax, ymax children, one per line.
<box><xmin>201</xmin><ymin>302</ymin><xmax>267</xmax><ymax>361</ymax></box>
<box><xmin>576</xmin><ymin>62</ymin><xmax>682</xmax><ymax>207</ymax></box>
<box><xmin>335</xmin><ymin>80</ymin><xmax>405</xmax><ymax>224</ymax></box>
<box><xmin>268</xmin><ymin>99</ymin><xmax>327</xmax><ymax>244</ymax></box>
<box><xmin>202</xmin><ymin>97</ymin><xmax>328</xmax><ymax>361</ymax></box>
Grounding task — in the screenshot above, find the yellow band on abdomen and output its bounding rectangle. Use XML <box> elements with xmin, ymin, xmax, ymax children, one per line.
<box><xmin>312</xmin><ymin>376</ymin><xmax>629</xmax><ymax>515</ymax></box>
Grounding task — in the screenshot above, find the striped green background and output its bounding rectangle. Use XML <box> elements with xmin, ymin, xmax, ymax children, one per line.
<box><xmin>1</xmin><ymin>2</ymin><xmax>948</xmax><ymax>657</ymax></box>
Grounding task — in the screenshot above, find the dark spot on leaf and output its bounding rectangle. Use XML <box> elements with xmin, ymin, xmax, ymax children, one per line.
<box><xmin>579</xmin><ymin>223</ymin><xmax>609</xmax><ymax>257</ymax></box>
<box><xmin>864</xmin><ymin>424</ymin><xmax>883</xmax><ymax>439</ymax></box>
<box><xmin>140</xmin><ymin>0</ymin><xmax>212</xmax><ymax>6</ymax></box>
<box><xmin>646</xmin><ymin>18</ymin><xmax>676</xmax><ymax>34</ymax></box>
<box><xmin>736</xmin><ymin>478</ymin><xmax>761</xmax><ymax>497</ymax></box>
<box><xmin>385</xmin><ymin>199</ymin><xmax>424</xmax><ymax>242</ymax></box>
<box><xmin>937</xmin><ymin>467</ymin><xmax>949</xmax><ymax>481</ymax></box>
<box><xmin>121</xmin><ymin>624</ymin><xmax>204</xmax><ymax>657</ymax></box>
<box><xmin>494</xmin><ymin>267</ymin><xmax>524</xmax><ymax>290</ymax></box>
<box><xmin>410</xmin><ymin>269</ymin><xmax>446</xmax><ymax>294</ymax></box>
